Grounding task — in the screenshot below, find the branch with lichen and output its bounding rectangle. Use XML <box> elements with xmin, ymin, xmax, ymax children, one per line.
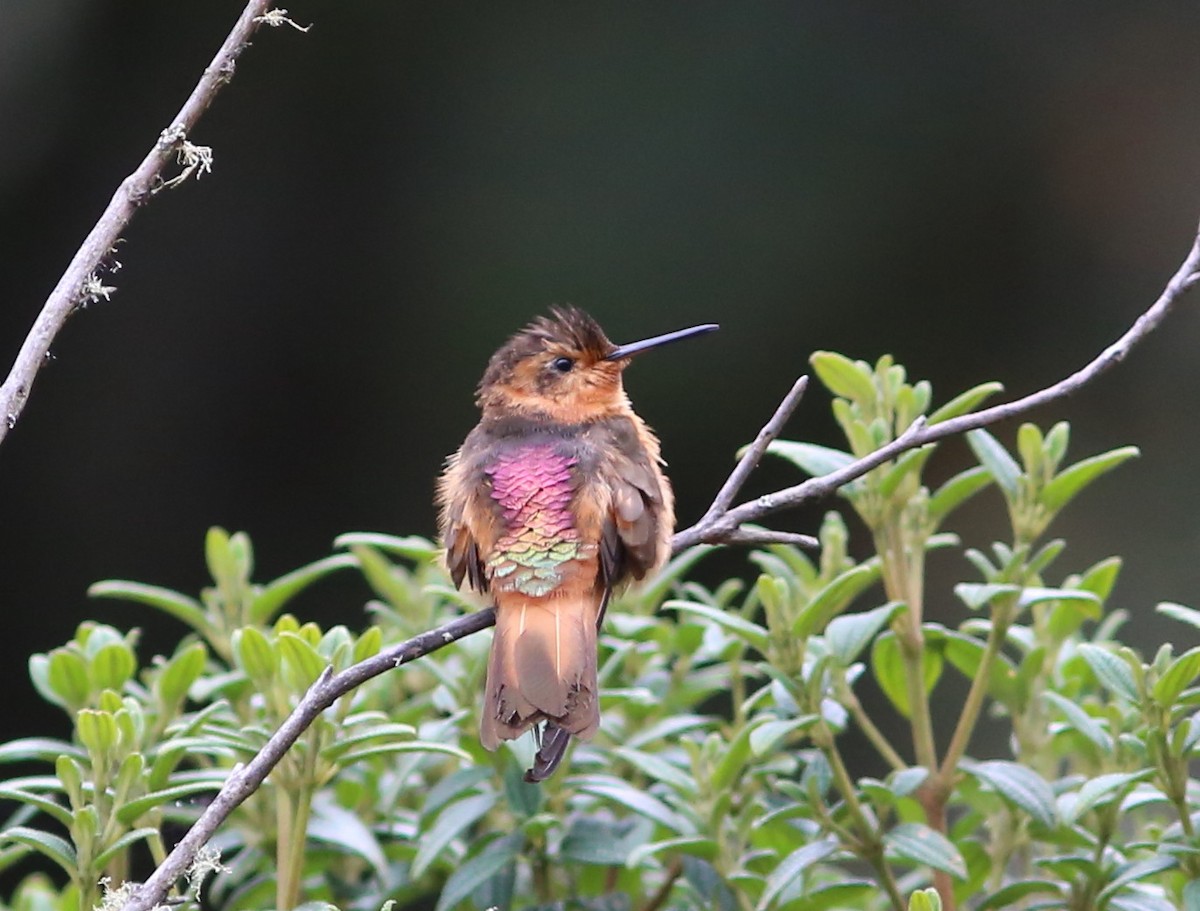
<box><xmin>0</xmin><ymin>1</ymin><xmax>308</xmax><ymax>446</ymax></box>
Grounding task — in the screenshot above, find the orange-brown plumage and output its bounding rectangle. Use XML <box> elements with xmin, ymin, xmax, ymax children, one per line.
<box><xmin>436</xmin><ymin>306</ymin><xmax>715</xmax><ymax>781</ymax></box>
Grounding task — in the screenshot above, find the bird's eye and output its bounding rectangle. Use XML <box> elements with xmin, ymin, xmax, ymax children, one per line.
<box><xmin>550</xmin><ymin>356</ymin><xmax>574</xmax><ymax>373</ymax></box>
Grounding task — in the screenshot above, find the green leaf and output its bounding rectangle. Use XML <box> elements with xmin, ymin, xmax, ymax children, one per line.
<box><xmin>46</xmin><ymin>650</ymin><xmax>89</xmax><ymax>709</ymax></box>
<box><xmin>1183</xmin><ymin>880</ymin><xmax>1200</xmax><ymax>911</ymax></box>
<box><xmin>636</xmin><ymin>545</ymin><xmax>715</xmax><ymax>608</ymax></box>
<box><xmin>665</xmin><ymin>601</ymin><xmax>768</xmax><ymax>653</ymax></box>
<box><xmin>76</xmin><ymin>710</ymin><xmax>119</xmax><ymax>755</ymax></box>
<box><xmin>613</xmin><ymin>747</ymin><xmax>697</xmax><ymax>796</ymax></box>
<box><xmin>0</xmin><ymin>828</ymin><xmax>76</xmax><ymax>876</ymax></box>
<box><xmin>908</xmin><ymin>888</ymin><xmax>942</xmax><ymax>911</ymax></box>
<box><xmin>1041</xmin><ymin>446</ymin><xmax>1139</xmax><ymax>513</ymax></box>
<box><xmin>711</xmin><ymin>723</ymin><xmax>757</xmax><ymax>793</ymax></box>
<box><xmin>334</xmin><ymin>532</ymin><xmax>439</xmax><ymax>561</ymax></box>
<box><xmin>810</xmin><ymin>351</ymin><xmax>876</xmax><ymax>403</ymax></box>
<box><xmin>1042</xmin><ymin>691</ymin><xmax>1112</xmax><ymax>752</ymax></box>
<box><xmin>1078</xmin><ymin>643</ymin><xmax>1140</xmax><ymax>703</ymax></box>
<box><xmin>0</xmin><ymin>738</ymin><xmax>82</xmax><ymax>764</ymax></box>
<box><xmin>884</xmin><ymin>823</ymin><xmax>966</xmax><ymax>878</ymax></box>
<box><xmin>1097</xmin><ymin>855</ymin><xmax>1178</xmax><ymax>901</ymax></box>
<box><xmin>1061</xmin><ymin>771</ymin><xmax>1150</xmax><ymax>826</ymax></box>
<box><xmin>756</xmin><ymin>838</ymin><xmax>839</xmax><ymax>910</ymax></box>
<box><xmin>749</xmin><ymin>717</ymin><xmax>818</xmax><ymax>757</ymax></box>
<box><xmin>953</xmin><ymin>583</ymin><xmax>1019</xmax><ymax>612</ymax></box>
<box><xmin>349</xmin><ymin>545</ymin><xmax>412</xmax><ymax>612</ymax></box>
<box><xmin>625</xmin><ymin>836</ymin><xmax>716</xmax><ymax>869</ymax></box>
<box><xmin>1016</xmin><ymin>423</ymin><xmax>1043</xmax><ymax>475</ymax></box>
<box><xmin>575</xmin><ymin>775</ymin><xmax>685</xmax><ymax>833</ymax></box>
<box><xmin>232</xmin><ymin>627</ymin><xmax>277</xmax><ymax>685</ymax></box>
<box><xmin>278</xmin><ymin>632</ymin><xmax>328</xmax><ymax>691</ymax></box>
<box><xmin>927</xmin><ymin>381</ymin><xmax>1004</xmax><ymax>425</ymax></box>
<box><xmin>826</xmin><ymin>602</ymin><xmax>906</xmax><ymax>665</ymax></box>
<box><xmin>879</xmin><ymin>446</ymin><xmax>935</xmax><ymax>498</ymax></box>
<box><xmin>250</xmin><ymin>554</ymin><xmax>359</xmax><ymax>625</ymax></box>
<box><xmin>963</xmin><ymin>760</ymin><xmax>1056</xmax><ymax>828</ymax></box>
<box><xmin>871</xmin><ymin>631</ymin><xmax>942</xmax><ymax>718</ymax></box>
<box><xmin>560</xmin><ymin>816</ymin><xmax>654</xmax><ymax>867</ymax></box>
<box><xmin>795</xmin><ymin>563</ymin><xmax>882</xmax><ymax>639</ymax></box>
<box><xmin>308</xmin><ymin>795</ymin><xmax>388</xmax><ymax>876</ymax></box>
<box><xmin>319</xmin><ymin>723</ymin><xmax>418</xmax><ymax>761</ymax></box>
<box><xmin>434</xmin><ymin>833</ymin><xmax>522</xmax><ymax>911</ymax></box>
<box><xmin>941</xmin><ymin>630</ymin><xmax>1018</xmax><ymax>706</ymax></box>
<box><xmin>0</xmin><ymin>789</ymin><xmax>71</xmax><ymax>828</ymax></box>
<box><xmin>205</xmin><ymin>526</ymin><xmax>246</xmax><ymax>587</ymax></box>
<box><xmin>353</xmin><ymin>626</ymin><xmax>383</xmax><ymax>664</ymax></box>
<box><xmin>966</xmin><ymin>429</ymin><xmax>1020</xmax><ymax>497</ymax></box>
<box><xmin>156</xmin><ymin>643</ymin><xmax>208</xmax><ymax>706</ymax></box>
<box><xmin>93</xmin><ymin>827</ymin><xmax>159</xmax><ymax>868</ymax></box>
<box><xmin>1077</xmin><ymin>556</ymin><xmax>1122</xmax><ymax>603</ymax></box>
<box><xmin>1158</xmin><ymin>602</ymin><xmax>1200</xmax><ymax>630</ymax></box>
<box><xmin>977</xmin><ymin>881</ymin><xmax>1063</xmax><ymax>910</ymax></box>
<box><xmin>763</xmin><ymin>441</ymin><xmax>855</xmax><ymax>480</ymax></box>
<box><xmin>927</xmin><ymin>466</ymin><xmax>993</xmax><ymax>526</ymax></box>
<box><xmin>88</xmin><ymin>581</ymin><xmax>208</xmax><ymax>632</ymax></box>
<box><xmin>89</xmin><ymin>642</ymin><xmax>136</xmax><ymax>692</ymax></box>
<box><xmin>116</xmin><ymin>779</ymin><xmax>226</xmax><ymax>825</ymax></box>
<box><xmin>1017</xmin><ymin>587</ymin><xmax>1100</xmax><ymax>613</ymax></box>
<box><xmin>332</xmin><ymin>741</ymin><xmax>472</xmax><ymax>765</ymax></box>
<box><xmin>1153</xmin><ymin>645</ymin><xmax>1200</xmax><ymax>708</ymax></box>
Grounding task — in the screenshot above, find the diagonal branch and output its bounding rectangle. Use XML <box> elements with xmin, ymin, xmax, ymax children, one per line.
<box><xmin>673</xmin><ymin>222</ymin><xmax>1200</xmax><ymax>551</ymax></box>
<box><xmin>0</xmin><ymin>0</ymin><xmax>300</xmax><ymax>446</ymax></box>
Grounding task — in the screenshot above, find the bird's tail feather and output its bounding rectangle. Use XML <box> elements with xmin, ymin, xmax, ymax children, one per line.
<box><xmin>480</xmin><ymin>594</ymin><xmax>600</xmax><ymax>754</ymax></box>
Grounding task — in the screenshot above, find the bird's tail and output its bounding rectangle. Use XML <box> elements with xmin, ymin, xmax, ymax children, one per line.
<box><xmin>480</xmin><ymin>593</ymin><xmax>600</xmax><ymax>775</ymax></box>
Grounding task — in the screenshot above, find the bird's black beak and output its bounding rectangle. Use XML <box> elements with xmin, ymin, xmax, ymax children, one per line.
<box><xmin>604</xmin><ymin>323</ymin><xmax>719</xmax><ymax>361</ymax></box>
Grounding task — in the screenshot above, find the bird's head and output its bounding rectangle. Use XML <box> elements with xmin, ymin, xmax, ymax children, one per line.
<box><xmin>476</xmin><ymin>306</ymin><xmax>716</xmax><ymax>423</ymax></box>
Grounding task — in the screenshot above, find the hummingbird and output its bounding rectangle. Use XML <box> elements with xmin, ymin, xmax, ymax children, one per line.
<box><xmin>437</xmin><ymin>307</ymin><xmax>717</xmax><ymax>781</ymax></box>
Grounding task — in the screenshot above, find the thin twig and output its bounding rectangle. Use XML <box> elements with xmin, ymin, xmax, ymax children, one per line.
<box><xmin>703</xmin><ymin>374</ymin><xmax>809</xmax><ymax>518</ymax></box>
<box><xmin>118</xmin><ymin>220</ymin><xmax>1200</xmax><ymax>909</ymax></box>
<box><xmin>0</xmin><ymin>0</ymin><xmax>292</xmax><ymax>446</ymax></box>
<box><xmin>640</xmin><ymin>855</ymin><xmax>684</xmax><ymax>911</ymax></box>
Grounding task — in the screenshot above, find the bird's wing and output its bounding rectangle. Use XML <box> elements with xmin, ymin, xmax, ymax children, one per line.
<box><xmin>596</xmin><ymin>446</ymin><xmax>669</xmax><ymax>630</ymax></box>
<box><xmin>437</xmin><ymin>447</ymin><xmax>490</xmax><ymax>594</ymax></box>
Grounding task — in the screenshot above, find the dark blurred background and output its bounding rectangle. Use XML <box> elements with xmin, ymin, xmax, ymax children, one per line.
<box><xmin>2</xmin><ymin>2</ymin><xmax>1200</xmax><ymax>754</ymax></box>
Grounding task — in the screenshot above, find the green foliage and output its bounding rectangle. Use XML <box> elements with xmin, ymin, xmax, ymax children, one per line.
<box><xmin>0</xmin><ymin>352</ymin><xmax>1196</xmax><ymax>911</ymax></box>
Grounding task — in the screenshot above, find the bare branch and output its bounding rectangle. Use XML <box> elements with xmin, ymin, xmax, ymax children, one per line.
<box><xmin>0</xmin><ymin>0</ymin><xmax>297</xmax><ymax>446</ymax></box>
<box><xmin>121</xmin><ymin>607</ymin><xmax>497</xmax><ymax>911</ymax></box>
<box><xmin>674</xmin><ymin>222</ymin><xmax>1200</xmax><ymax>550</ymax></box>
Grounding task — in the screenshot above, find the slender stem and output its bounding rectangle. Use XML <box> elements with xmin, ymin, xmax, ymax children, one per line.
<box><xmin>275</xmin><ymin>784</ymin><xmax>295</xmax><ymax>911</ymax></box>
<box><xmin>939</xmin><ymin>605</ymin><xmax>1012</xmax><ymax>782</ymax></box>
<box><xmin>818</xmin><ymin>727</ymin><xmax>906</xmax><ymax>911</ymax></box>
<box><xmin>836</xmin><ymin>677</ymin><xmax>907</xmax><ymax>772</ymax></box>
<box><xmin>640</xmin><ymin>856</ymin><xmax>683</xmax><ymax>911</ymax></box>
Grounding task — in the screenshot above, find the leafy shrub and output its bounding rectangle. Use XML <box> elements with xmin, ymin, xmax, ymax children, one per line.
<box><xmin>0</xmin><ymin>353</ymin><xmax>1196</xmax><ymax>911</ymax></box>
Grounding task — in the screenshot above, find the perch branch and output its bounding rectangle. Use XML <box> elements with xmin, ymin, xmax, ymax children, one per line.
<box><xmin>123</xmin><ymin>608</ymin><xmax>497</xmax><ymax>911</ymax></box>
<box><xmin>0</xmin><ymin>0</ymin><xmax>298</xmax><ymax>447</ymax></box>
<box><xmin>118</xmin><ymin>220</ymin><xmax>1200</xmax><ymax>911</ymax></box>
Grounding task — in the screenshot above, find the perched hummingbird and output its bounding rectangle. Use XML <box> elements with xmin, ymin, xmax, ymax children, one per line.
<box><xmin>437</xmin><ymin>307</ymin><xmax>717</xmax><ymax>781</ymax></box>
